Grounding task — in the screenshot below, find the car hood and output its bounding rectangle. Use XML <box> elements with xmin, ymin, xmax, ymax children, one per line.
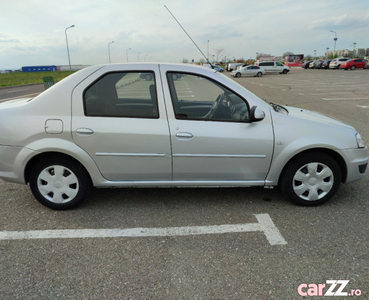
<box><xmin>286</xmin><ymin>106</ymin><xmax>354</xmax><ymax>129</ymax></box>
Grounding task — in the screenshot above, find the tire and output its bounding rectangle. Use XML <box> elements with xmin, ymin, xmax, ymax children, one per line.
<box><xmin>256</xmin><ymin>72</ymin><xmax>262</xmax><ymax>77</ymax></box>
<box><xmin>29</xmin><ymin>157</ymin><xmax>91</xmax><ymax>210</ymax></box>
<box><xmin>350</xmin><ymin>65</ymin><xmax>356</xmax><ymax>70</ymax></box>
<box><xmin>282</xmin><ymin>69</ymin><xmax>288</xmax><ymax>74</ymax></box>
<box><xmin>280</xmin><ymin>152</ymin><xmax>341</xmax><ymax>206</ymax></box>
<box><xmin>236</xmin><ymin>72</ymin><xmax>241</xmax><ymax>78</ymax></box>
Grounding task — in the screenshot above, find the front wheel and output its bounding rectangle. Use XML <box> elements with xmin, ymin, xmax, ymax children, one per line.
<box><xmin>350</xmin><ymin>65</ymin><xmax>356</xmax><ymax>70</ymax></box>
<box><xmin>236</xmin><ymin>72</ymin><xmax>241</xmax><ymax>78</ymax></box>
<box><xmin>280</xmin><ymin>152</ymin><xmax>341</xmax><ymax>206</ymax></box>
<box><xmin>256</xmin><ymin>72</ymin><xmax>262</xmax><ymax>77</ymax></box>
<box><xmin>29</xmin><ymin>157</ymin><xmax>91</xmax><ymax>210</ymax></box>
<box><xmin>282</xmin><ymin>69</ymin><xmax>288</xmax><ymax>74</ymax></box>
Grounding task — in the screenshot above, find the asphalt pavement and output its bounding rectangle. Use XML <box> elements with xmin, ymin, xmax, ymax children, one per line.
<box><xmin>0</xmin><ymin>83</ymin><xmax>44</xmax><ymax>102</ymax></box>
<box><xmin>0</xmin><ymin>68</ymin><xmax>368</xmax><ymax>299</ymax></box>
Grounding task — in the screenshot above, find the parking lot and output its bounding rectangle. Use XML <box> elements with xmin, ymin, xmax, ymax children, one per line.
<box><xmin>0</xmin><ymin>68</ymin><xmax>368</xmax><ymax>299</ymax></box>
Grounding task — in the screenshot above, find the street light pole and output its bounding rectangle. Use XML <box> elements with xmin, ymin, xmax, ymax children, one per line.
<box><xmin>126</xmin><ymin>48</ymin><xmax>131</xmax><ymax>62</ymax></box>
<box><xmin>137</xmin><ymin>52</ymin><xmax>141</xmax><ymax>62</ymax></box>
<box><xmin>65</xmin><ymin>25</ymin><xmax>75</xmax><ymax>73</ymax></box>
<box><xmin>108</xmin><ymin>41</ymin><xmax>114</xmax><ymax>63</ymax></box>
<box><xmin>207</xmin><ymin>40</ymin><xmax>209</xmax><ymax>61</ymax></box>
<box><xmin>330</xmin><ymin>30</ymin><xmax>337</xmax><ymax>52</ymax></box>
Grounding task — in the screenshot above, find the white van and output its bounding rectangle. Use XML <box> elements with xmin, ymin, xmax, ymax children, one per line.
<box><xmin>227</xmin><ymin>63</ymin><xmax>243</xmax><ymax>71</ymax></box>
<box><xmin>255</xmin><ymin>61</ymin><xmax>290</xmax><ymax>74</ymax></box>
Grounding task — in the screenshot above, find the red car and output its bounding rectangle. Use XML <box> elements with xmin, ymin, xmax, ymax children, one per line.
<box><xmin>340</xmin><ymin>59</ymin><xmax>367</xmax><ymax>70</ymax></box>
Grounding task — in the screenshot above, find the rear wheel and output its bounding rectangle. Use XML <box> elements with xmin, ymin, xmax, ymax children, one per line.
<box><xmin>280</xmin><ymin>152</ymin><xmax>341</xmax><ymax>206</ymax></box>
<box><xmin>29</xmin><ymin>157</ymin><xmax>91</xmax><ymax>210</ymax></box>
<box><xmin>256</xmin><ymin>72</ymin><xmax>262</xmax><ymax>77</ymax></box>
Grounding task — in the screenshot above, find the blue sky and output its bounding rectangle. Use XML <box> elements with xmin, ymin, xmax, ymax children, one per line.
<box><xmin>1</xmin><ymin>0</ymin><xmax>369</xmax><ymax>69</ymax></box>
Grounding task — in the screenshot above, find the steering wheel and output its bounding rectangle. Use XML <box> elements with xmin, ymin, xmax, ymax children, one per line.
<box><xmin>203</xmin><ymin>92</ymin><xmax>225</xmax><ymax>119</ymax></box>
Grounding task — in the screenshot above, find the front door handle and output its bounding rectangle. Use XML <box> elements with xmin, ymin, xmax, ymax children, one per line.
<box><xmin>176</xmin><ymin>132</ymin><xmax>193</xmax><ymax>139</ymax></box>
<box><xmin>76</xmin><ymin>128</ymin><xmax>94</xmax><ymax>136</ymax></box>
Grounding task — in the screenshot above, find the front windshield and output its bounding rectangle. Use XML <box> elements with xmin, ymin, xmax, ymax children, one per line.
<box><xmin>217</xmin><ymin>72</ymin><xmax>264</xmax><ymax>100</ymax></box>
<box><xmin>217</xmin><ymin>72</ymin><xmax>289</xmax><ymax>115</ymax></box>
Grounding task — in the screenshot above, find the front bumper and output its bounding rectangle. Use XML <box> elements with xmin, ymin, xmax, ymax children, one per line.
<box><xmin>341</xmin><ymin>147</ymin><xmax>368</xmax><ymax>183</ymax></box>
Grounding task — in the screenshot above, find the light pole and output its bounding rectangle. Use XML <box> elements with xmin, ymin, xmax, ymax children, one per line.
<box><xmin>330</xmin><ymin>30</ymin><xmax>337</xmax><ymax>52</ymax></box>
<box><xmin>108</xmin><ymin>41</ymin><xmax>114</xmax><ymax>63</ymax></box>
<box><xmin>126</xmin><ymin>48</ymin><xmax>131</xmax><ymax>62</ymax></box>
<box><xmin>65</xmin><ymin>25</ymin><xmax>75</xmax><ymax>73</ymax></box>
<box><xmin>326</xmin><ymin>47</ymin><xmax>329</xmax><ymax>58</ymax></box>
<box><xmin>137</xmin><ymin>52</ymin><xmax>141</xmax><ymax>62</ymax></box>
<box><xmin>207</xmin><ymin>40</ymin><xmax>209</xmax><ymax>61</ymax></box>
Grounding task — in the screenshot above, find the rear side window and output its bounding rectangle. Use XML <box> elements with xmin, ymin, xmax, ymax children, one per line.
<box><xmin>83</xmin><ymin>72</ymin><xmax>158</xmax><ymax>118</ymax></box>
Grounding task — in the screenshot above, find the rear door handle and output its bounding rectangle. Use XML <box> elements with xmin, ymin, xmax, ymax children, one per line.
<box><xmin>176</xmin><ymin>132</ymin><xmax>193</xmax><ymax>139</ymax></box>
<box><xmin>76</xmin><ymin>128</ymin><xmax>94</xmax><ymax>136</ymax></box>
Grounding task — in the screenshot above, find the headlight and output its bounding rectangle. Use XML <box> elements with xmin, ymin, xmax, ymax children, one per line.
<box><xmin>356</xmin><ymin>133</ymin><xmax>365</xmax><ymax>148</ymax></box>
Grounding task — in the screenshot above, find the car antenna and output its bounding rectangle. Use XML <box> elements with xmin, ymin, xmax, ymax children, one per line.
<box><xmin>164</xmin><ymin>5</ymin><xmax>214</xmax><ymax>69</ymax></box>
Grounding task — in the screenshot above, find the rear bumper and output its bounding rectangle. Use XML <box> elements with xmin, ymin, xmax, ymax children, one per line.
<box><xmin>0</xmin><ymin>145</ymin><xmax>34</xmax><ymax>184</ymax></box>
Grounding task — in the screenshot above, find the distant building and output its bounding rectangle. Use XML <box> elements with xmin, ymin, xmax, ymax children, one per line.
<box><xmin>325</xmin><ymin>48</ymin><xmax>369</xmax><ymax>58</ymax></box>
<box><xmin>22</xmin><ymin>65</ymin><xmax>57</xmax><ymax>72</ymax></box>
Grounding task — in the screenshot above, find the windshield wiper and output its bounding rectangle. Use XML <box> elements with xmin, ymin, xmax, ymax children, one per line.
<box><xmin>263</xmin><ymin>99</ymin><xmax>289</xmax><ymax>114</ymax></box>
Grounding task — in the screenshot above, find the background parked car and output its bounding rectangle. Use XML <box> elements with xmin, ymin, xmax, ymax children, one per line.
<box><xmin>340</xmin><ymin>59</ymin><xmax>367</xmax><ymax>70</ymax></box>
<box><xmin>302</xmin><ymin>61</ymin><xmax>312</xmax><ymax>69</ymax></box>
<box><xmin>255</xmin><ymin>61</ymin><xmax>290</xmax><ymax>74</ymax></box>
<box><xmin>365</xmin><ymin>61</ymin><xmax>369</xmax><ymax>69</ymax></box>
<box><xmin>309</xmin><ymin>60</ymin><xmax>322</xmax><ymax>69</ymax></box>
<box><xmin>315</xmin><ymin>60</ymin><xmax>324</xmax><ymax>69</ymax></box>
<box><xmin>231</xmin><ymin>65</ymin><xmax>266</xmax><ymax>77</ymax></box>
<box><xmin>227</xmin><ymin>63</ymin><xmax>243</xmax><ymax>72</ymax></box>
<box><xmin>322</xmin><ymin>60</ymin><xmax>331</xmax><ymax>69</ymax></box>
<box><xmin>329</xmin><ymin>57</ymin><xmax>351</xmax><ymax>69</ymax></box>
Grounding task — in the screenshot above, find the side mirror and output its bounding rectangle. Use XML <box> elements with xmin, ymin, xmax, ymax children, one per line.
<box><xmin>250</xmin><ymin>106</ymin><xmax>265</xmax><ymax>122</ymax></box>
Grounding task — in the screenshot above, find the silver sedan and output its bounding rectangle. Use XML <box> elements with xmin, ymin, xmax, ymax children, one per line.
<box><xmin>0</xmin><ymin>63</ymin><xmax>367</xmax><ymax>209</ymax></box>
<box><xmin>231</xmin><ymin>65</ymin><xmax>266</xmax><ymax>78</ymax></box>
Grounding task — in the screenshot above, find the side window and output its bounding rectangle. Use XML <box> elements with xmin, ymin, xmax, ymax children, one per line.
<box><xmin>84</xmin><ymin>72</ymin><xmax>158</xmax><ymax>118</ymax></box>
<box><xmin>276</xmin><ymin>62</ymin><xmax>283</xmax><ymax>66</ymax></box>
<box><xmin>167</xmin><ymin>73</ymin><xmax>249</xmax><ymax>122</ymax></box>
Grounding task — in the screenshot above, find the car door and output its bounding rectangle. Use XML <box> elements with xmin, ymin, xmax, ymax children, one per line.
<box><xmin>160</xmin><ymin>67</ymin><xmax>274</xmax><ymax>182</ymax></box>
<box><xmin>71</xmin><ymin>66</ymin><xmax>172</xmax><ymax>181</ymax></box>
<box><xmin>242</xmin><ymin>66</ymin><xmax>254</xmax><ymax>77</ymax></box>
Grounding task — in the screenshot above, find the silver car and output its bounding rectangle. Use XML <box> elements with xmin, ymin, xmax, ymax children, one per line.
<box><xmin>0</xmin><ymin>63</ymin><xmax>367</xmax><ymax>209</ymax></box>
<box><xmin>231</xmin><ymin>66</ymin><xmax>266</xmax><ymax>78</ymax></box>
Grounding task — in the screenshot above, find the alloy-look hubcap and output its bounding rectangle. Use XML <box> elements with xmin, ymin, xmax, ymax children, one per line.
<box><xmin>292</xmin><ymin>162</ymin><xmax>334</xmax><ymax>201</ymax></box>
<box><xmin>37</xmin><ymin>165</ymin><xmax>79</xmax><ymax>203</ymax></box>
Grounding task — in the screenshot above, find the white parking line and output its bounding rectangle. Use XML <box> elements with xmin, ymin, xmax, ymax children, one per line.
<box><xmin>0</xmin><ymin>213</ymin><xmax>287</xmax><ymax>246</ymax></box>
<box><xmin>6</xmin><ymin>88</ymin><xmax>29</xmax><ymax>93</ymax></box>
<box><xmin>322</xmin><ymin>97</ymin><xmax>369</xmax><ymax>101</ymax></box>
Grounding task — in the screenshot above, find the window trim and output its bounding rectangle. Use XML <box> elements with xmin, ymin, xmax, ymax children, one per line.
<box><xmin>166</xmin><ymin>71</ymin><xmax>251</xmax><ymax>123</ymax></box>
<box><xmin>82</xmin><ymin>70</ymin><xmax>159</xmax><ymax>119</ymax></box>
